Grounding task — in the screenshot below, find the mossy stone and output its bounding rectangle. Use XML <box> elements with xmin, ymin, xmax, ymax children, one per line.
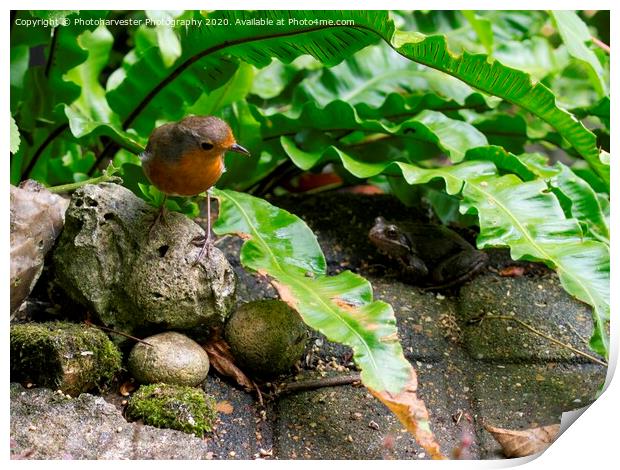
<box><xmin>128</xmin><ymin>332</ymin><xmax>210</xmax><ymax>386</ymax></box>
<box><xmin>126</xmin><ymin>383</ymin><xmax>217</xmax><ymax>437</ymax></box>
<box><xmin>224</xmin><ymin>300</ymin><xmax>308</xmax><ymax>378</ymax></box>
<box><xmin>10</xmin><ymin>321</ymin><xmax>122</xmax><ymax>395</ymax></box>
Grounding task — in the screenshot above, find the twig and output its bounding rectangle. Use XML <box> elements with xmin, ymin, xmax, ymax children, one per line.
<box><xmin>565</xmin><ymin>322</ymin><xmax>591</xmax><ymax>349</ymax></box>
<box><xmin>46</xmin><ymin>164</ymin><xmax>122</xmax><ymax>193</ymax></box>
<box><xmin>480</xmin><ymin>315</ymin><xmax>607</xmax><ymax>367</ymax></box>
<box><xmin>86</xmin><ymin>322</ymin><xmax>152</xmax><ymax>346</ymax></box>
<box><xmin>275</xmin><ymin>373</ymin><xmax>361</xmax><ymax>397</ymax></box>
<box><xmin>252</xmin><ymin>380</ymin><xmax>264</xmax><ymax>407</ymax></box>
<box><xmin>591</xmin><ymin>36</ymin><xmax>610</xmax><ymax>54</ymax></box>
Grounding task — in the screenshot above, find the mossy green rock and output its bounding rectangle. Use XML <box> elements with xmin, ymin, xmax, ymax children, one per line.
<box><xmin>10</xmin><ymin>321</ymin><xmax>122</xmax><ymax>395</ymax></box>
<box><xmin>52</xmin><ymin>183</ymin><xmax>236</xmax><ymax>335</ymax></box>
<box><xmin>128</xmin><ymin>332</ymin><xmax>210</xmax><ymax>386</ymax></box>
<box><xmin>225</xmin><ymin>300</ymin><xmax>308</xmax><ymax>378</ymax></box>
<box><xmin>126</xmin><ymin>383</ymin><xmax>217</xmax><ymax>437</ymax></box>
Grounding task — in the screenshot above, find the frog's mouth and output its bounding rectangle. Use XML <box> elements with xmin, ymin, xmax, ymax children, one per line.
<box><xmin>368</xmin><ymin>231</ymin><xmax>412</xmax><ymax>259</ymax></box>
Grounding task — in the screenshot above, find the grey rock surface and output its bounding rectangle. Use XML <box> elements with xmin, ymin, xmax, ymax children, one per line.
<box><xmin>10</xmin><ymin>383</ymin><xmax>215</xmax><ymax>459</ymax></box>
<box><xmin>52</xmin><ymin>183</ymin><xmax>236</xmax><ymax>334</ymax></box>
<box><xmin>10</xmin><ymin>181</ymin><xmax>69</xmax><ymax>313</ymax></box>
<box><xmin>128</xmin><ymin>332</ymin><xmax>210</xmax><ymax>386</ymax></box>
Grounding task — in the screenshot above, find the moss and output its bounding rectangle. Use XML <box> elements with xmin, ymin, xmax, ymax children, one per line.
<box><xmin>126</xmin><ymin>383</ymin><xmax>217</xmax><ymax>437</ymax></box>
<box><xmin>10</xmin><ymin>321</ymin><xmax>122</xmax><ymax>395</ymax></box>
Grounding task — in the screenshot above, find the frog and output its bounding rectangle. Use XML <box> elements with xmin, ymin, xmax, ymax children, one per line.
<box><xmin>368</xmin><ymin>216</ymin><xmax>488</xmax><ymax>288</ymax></box>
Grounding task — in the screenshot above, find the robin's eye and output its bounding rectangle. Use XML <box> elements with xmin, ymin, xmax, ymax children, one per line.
<box><xmin>201</xmin><ymin>142</ymin><xmax>214</xmax><ymax>150</ymax></box>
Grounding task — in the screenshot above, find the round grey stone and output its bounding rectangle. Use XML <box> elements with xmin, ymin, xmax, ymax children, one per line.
<box><xmin>128</xmin><ymin>332</ymin><xmax>210</xmax><ymax>386</ymax></box>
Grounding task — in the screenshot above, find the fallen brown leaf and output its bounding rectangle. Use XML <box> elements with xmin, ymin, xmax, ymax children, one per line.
<box><xmin>499</xmin><ymin>266</ymin><xmax>526</xmax><ymax>277</ymax></box>
<box><xmin>203</xmin><ymin>338</ymin><xmax>254</xmax><ymax>391</ymax></box>
<box><xmin>368</xmin><ymin>369</ymin><xmax>446</xmax><ymax>460</ymax></box>
<box><xmin>484</xmin><ymin>422</ymin><xmax>560</xmax><ymax>457</ymax></box>
<box><xmin>216</xmin><ymin>400</ymin><xmax>234</xmax><ymax>414</ymax></box>
<box><xmin>119</xmin><ymin>380</ymin><xmax>137</xmax><ymax>397</ymax></box>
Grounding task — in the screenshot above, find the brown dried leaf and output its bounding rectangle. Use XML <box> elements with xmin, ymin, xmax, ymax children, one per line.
<box><xmin>484</xmin><ymin>422</ymin><xmax>560</xmax><ymax>457</ymax></box>
<box><xmin>216</xmin><ymin>400</ymin><xmax>234</xmax><ymax>414</ymax></box>
<box><xmin>10</xmin><ymin>181</ymin><xmax>69</xmax><ymax>312</ymax></box>
<box><xmin>203</xmin><ymin>339</ymin><xmax>254</xmax><ymax>391</ymax></box>
<box><xmin>499</xmin><ymin>266</ymin><xmax>526</xmax><ymax>277</ymax></box>
<box><xmin>368</xmin><ymin>370</ymin><xmax>445</xmax><ymax>460</ymax></box>
<box><xmin>119</xmin><ymin>380</ymin><xmax>137</xmax><ymax>397</ymax></box>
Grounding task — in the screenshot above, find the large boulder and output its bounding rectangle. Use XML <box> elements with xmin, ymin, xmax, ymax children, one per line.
<box><xmin>52</xmin><ymin>183</ymin><xmax>236</xmax><ymax>335</ymax></box>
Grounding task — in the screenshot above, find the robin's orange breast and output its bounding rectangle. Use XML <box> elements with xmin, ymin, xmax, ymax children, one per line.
<box><xmin>143</xmin><ymin>150</ymin><xmax>224</xmax><ymax>197</ymax></box>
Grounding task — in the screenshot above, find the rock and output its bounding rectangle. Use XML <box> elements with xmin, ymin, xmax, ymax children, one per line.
<box><xmin>128</xmin><ymin>332</ymin><xmax>210</xmax><ymax>386</ymax></box>
<box><xmin>52</xmin><ymin>183</ymin><xmax>236</xmax><ymax>335</ymax></box>
<box><xmin>10</xmin><ymin>383</ymin><xmax>216</xmax><ymax>459</ymax></box>
<box><xmin>225</xmin><ymin>300</ymin><xmax>308</xmax><ymax>379</ymax></box>
<box><xmin>10</xmin><ymin>321</ymin><xmax>121</xmax><ymax>396</ymax></box>
<box><xmin>126</xmin><ymin>383</ymin><xmax>217</xmax><ymax>437</ymax></box>
<box><xmin>10</xmin><ymin>181</ymin><xmax>69</xmax><ymax>313</ymax></box>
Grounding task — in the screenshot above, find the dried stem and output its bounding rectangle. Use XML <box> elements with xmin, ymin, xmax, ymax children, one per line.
<box><xmin>481</xmin><ymin>315</ymin><xmax>607</xmax><ymax>367</ymax></box>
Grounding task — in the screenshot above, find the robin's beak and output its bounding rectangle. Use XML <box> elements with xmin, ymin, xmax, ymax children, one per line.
<box><xmin>229</xmin><ymin>143</ymin><xmax>250</xmax><ymax>156</ymax></box>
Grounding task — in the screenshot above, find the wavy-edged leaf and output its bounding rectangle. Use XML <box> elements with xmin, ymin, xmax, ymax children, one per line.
<box><xmin>270</xmin><ymin>103</ymin><xmax>486</xmax><ymax>163</ymax></box>
<box><xmin>98</xmin><ymin>10</ymin><xmax>603</xmax><ymax>188</ymax></box>
<box><xmin>145</xmin><ymin>11</ymin><xmax>183</xmax><ymax>67</ymax></box>
<box><xmin>212</xmin><ymin>188</ymin><xmax>444</xmax><ymax>459</ymax></box>
<box><xmin>10</xmin><ymin>45</ymin><xmax>29</xmax><ymax>111</ymax></box>
<box><xmin>550</xmin><ymin>11</ymin><xmax>607</xmax><ymax>96</ymax></box>
<box><xmin>106</xmin><ymin>10</ymin><xmax>393</xmax><ymax>134</ymax></box>
<box><xmin>297</xmin><ymin>41</ymin><xmax>491</xmax><ymax>108</ymax></box>
<box><xmin>10</xmin><ymin>115</ymin><xmax>21</xmax><ymax>154</ymax></box>
<box><xmin>391</xmin><ymin>32</ymin><xmax>608</xmax><ymax>186</ymax></box>
<box><xmin>462</xmin><ymin>11</ymin><xmax>493</xmax><ymax>54</ymax></box>
<box><xmin>571</xmin><ymin>96</ymin><xmax>609</xmax><ymax>129</ymax></box>
<box><xmin>493</xmin><ymin>37</ymin><xmax>560</xmax><ymax>80</ymax></box>
<box><xmin>459</xmin><ymin>175</ymin><xmax>609</xmax><ymax>357</ymax></box>
<box><xmin>62</xmin><ymin>25</ymin><xmax>144</xmax><ymax>154</ymax></box>
<box><xmin>187</xmin><ymin>62</ymin><xmax>254</xmax><ymax>116</ymax></box>
<box><xmin>518</xmin><ymin>157</ymin><xmax>609</xmax><ymax>244</ymax></box>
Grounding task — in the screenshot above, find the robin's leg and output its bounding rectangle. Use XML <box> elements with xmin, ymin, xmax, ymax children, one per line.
<box><xmin>192</xmin><ymin>190</ymin><xmax>213</xmax><ymax>264</ymax></box>
<box><xmin>148</xmin><ymin>195</ymin><xmax>168</xmax><ymax>236</ymax></box>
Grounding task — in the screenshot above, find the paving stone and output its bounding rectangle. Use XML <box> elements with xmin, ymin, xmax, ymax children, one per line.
<box><xmin>470</xmin><ymin>362</ymin><xmax>606</xmax><ymax>459</ymax></box>
<box><xmin>273</xmin><ymin>365</ymin><xmax>480</xmax><ymax>460</ymax></box>
<box><xmin>457</xmin><ymin>272</ymin><xmax>601</xmax><ymax>363</ymax></box>
<box><xmin>202</xmin><ymin>376</ymin><xmax>267</xmax><ymax>459</ymax></box>
<box><xmin>370</xmin><ymin>276</ymin><xmax>458</xmax><ymax>361</ymax></box>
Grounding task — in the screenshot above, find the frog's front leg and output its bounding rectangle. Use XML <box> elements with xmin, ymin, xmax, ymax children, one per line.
<box><xmin>401</xmin><ymin>253</ymin><xmax>429</xmax><ymax>284</ymax></box>
<box><xmin>429</xmin><ymin>250</ymin><xmax>488</xmax><ymax>287</ymax></box>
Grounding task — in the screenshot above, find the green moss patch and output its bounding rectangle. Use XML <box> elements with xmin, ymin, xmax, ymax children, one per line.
<box><xmin>10</xmin><ymin>321</ymin><xmax>122</xmax><ymax>395</ymax></box>
<box><xmin>126</xmin><ymin>383</ymin><xmax>217</xmax><ymax>437</ymax></box>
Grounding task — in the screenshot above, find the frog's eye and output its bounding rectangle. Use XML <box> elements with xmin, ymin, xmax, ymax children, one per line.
<box><xmin>385</xmin><ymin>227</ymin><xmax>399</xmax><ymax>239</ymax></box>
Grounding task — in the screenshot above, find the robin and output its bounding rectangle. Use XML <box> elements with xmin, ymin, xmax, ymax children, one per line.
<box><xmin>141</xmin><ymin>115</ymin><xmax>250</xmax><ymax>262</ymax></box>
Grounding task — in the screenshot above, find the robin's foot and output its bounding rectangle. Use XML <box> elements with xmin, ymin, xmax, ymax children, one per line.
<box><xmin>148</xmin><ymin>204</ymin><xmax>169</xmax><ymax>237</ymax></box>
<box><xmin>191</xmin><ymin>234</ymin><xmax>212</xmax><ymax>265</ymax></box>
